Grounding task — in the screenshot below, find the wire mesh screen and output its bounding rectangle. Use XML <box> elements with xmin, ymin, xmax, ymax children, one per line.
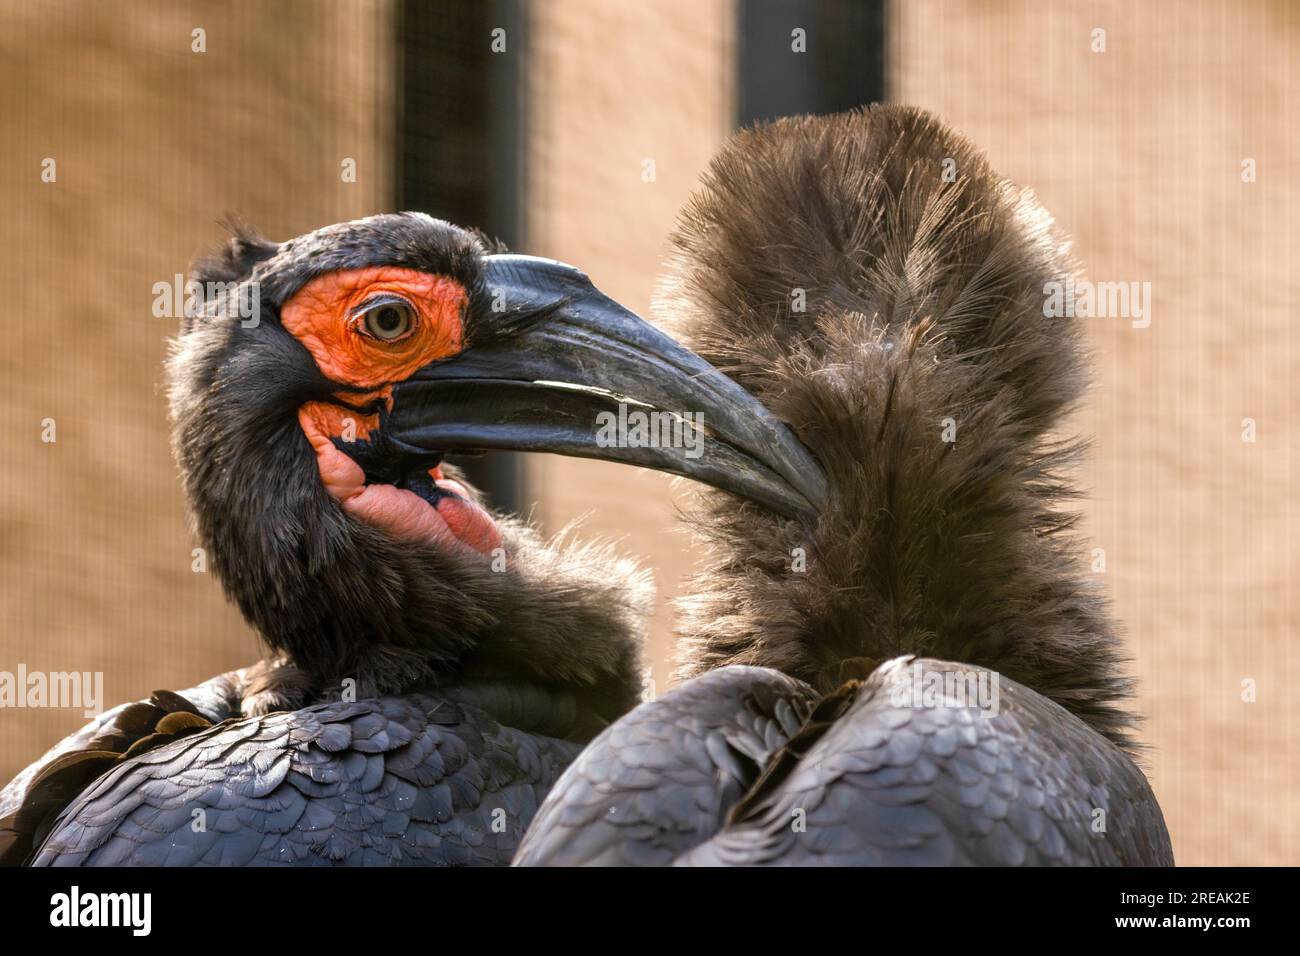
<box><xmin>0</xmin><ymin>0</ymin><xmax>396</xmax><ymax>783</ymax></box>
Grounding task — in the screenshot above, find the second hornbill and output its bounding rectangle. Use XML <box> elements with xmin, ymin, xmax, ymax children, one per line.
<box><xmin>514</xmin><ymin>106</ymin><xmax>1174</xmax><ymax>866</ymax></box>
<box><xmin>0</xmin><ymin>212</ymin><xmax>823</xmax><ymax>865</ymax></box>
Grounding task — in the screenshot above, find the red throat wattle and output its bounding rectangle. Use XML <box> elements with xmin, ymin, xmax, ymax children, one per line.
<box><xmin>283</xmin><ymin>266</ymin><xmax>502</xmax><ymax>557</ymax></box>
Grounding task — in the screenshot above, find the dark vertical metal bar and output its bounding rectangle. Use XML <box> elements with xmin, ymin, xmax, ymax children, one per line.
<box><xmin>738</xmin><ymin>0</ymin><xmax>887</xmax><ymax>126</ymax></box>
<box><xmin>398</xmin><ymin>0</ymin><xmax>526</xmax><ymax>513</ymax></box>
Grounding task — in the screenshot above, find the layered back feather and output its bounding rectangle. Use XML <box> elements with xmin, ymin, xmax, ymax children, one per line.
<box><xmin>658</xmin><ymin>106</ymin><xmax>1135</xmax><ymax>749</ymax></box>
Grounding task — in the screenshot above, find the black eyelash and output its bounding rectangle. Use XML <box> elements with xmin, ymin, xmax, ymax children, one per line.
<box><xmin>349</xmin><ymin>293</ymin><xmax>414</xmax><ymax>317</ymax></box>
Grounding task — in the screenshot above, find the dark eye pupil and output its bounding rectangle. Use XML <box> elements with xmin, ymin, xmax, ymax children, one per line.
<box><xmin>365</xmin><ymin>303</ymin><xmax>410</xmax><ymax>339</ymax></box>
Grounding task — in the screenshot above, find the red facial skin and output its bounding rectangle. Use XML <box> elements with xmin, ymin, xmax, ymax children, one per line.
<box><xmin>281</xmin><ymin>266</ymin><xmax>501</xmax><ymax>556</ymax></box>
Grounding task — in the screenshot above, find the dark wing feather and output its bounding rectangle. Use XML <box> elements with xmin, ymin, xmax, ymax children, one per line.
<box><xmin>30</xmin><ymin>693</ymin><xmax>581</xmax><ymax>866</ymax></box>
<box><xmin>683</xmin><ymin>658</ymin><xmax>1173</xmax><ymax>866</ymax></box>
<box><xmin>0</xmin><ymin>673</ymin><xmax>240</xmax><ymax>865</ymax></box>
<box><xmin>513</xmin><ymin>666</ymin><xmax>820</xmax><ymax>866</ymax></box>
<box><xmin>515</xmin><ymin>659</ymin><xmax>1173</xmax><ymax>866</ymax></box>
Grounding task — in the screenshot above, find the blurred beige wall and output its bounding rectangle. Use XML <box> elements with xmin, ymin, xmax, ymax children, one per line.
<box><xmin>890</xmin><ymin>0</ymin><xmax>1300</xmax><ymax>867</ymax></box>
<box><xmin>0</xmin><ymin>0</ymin><xmax>394</xmax><ymax>781</ymax></box>
<box><xmin>524</xmin><ymin>0</ymin><xmax>736</xmax><ymax>690</ymax></box>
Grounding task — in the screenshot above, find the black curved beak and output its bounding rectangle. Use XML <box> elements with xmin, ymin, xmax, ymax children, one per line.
<box><xmin>387</xmin><ymin>255</ymin><xmax>826</xmax><ymax>524</ymax></box>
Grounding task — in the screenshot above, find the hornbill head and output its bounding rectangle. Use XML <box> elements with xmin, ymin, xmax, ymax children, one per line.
<box><xmin>168</xmin><ymin>213</ymin><xmax>824</xmax><ymax>718</ymax></box>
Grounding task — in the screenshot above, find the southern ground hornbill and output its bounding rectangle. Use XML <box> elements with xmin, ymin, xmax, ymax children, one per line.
<box><xmin>0</xmin><ymin>212</ymin><xmax>821</xmax><ymax>866</ymax></box>
<box><xmin>1</xmin><ymin>105</ymin><xmax>1171</xmax><ymax>866</ymax></box>
<box><xmin>514</xmin><ymin>106</ymin><xmax>1173</xmax><ymax>866</ymax></box>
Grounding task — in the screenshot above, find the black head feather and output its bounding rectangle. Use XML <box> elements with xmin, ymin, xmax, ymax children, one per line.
<box><xmin>169</xmin><ymin>213</ymin><xmax>647</xmax><ymax>720</ymax></box>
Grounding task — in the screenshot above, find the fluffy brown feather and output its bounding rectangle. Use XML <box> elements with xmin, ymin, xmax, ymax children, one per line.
<box><xmin>659</xmin><ymin>105</ymin><xmax>1136</xmax><ymax>750</ymax></box>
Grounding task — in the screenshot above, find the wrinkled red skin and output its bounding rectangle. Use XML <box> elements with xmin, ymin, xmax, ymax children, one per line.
<box><xmin>283</xmin><ymin>266</ymin><xmax>501</xmax><ymax>556</ymax></box>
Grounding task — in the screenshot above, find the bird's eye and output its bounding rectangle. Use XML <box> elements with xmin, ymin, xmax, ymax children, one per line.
<box><xmin>359</xmin><ymin>300</ymin><xmax>415</xmax><ymax>341</ymax></box>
